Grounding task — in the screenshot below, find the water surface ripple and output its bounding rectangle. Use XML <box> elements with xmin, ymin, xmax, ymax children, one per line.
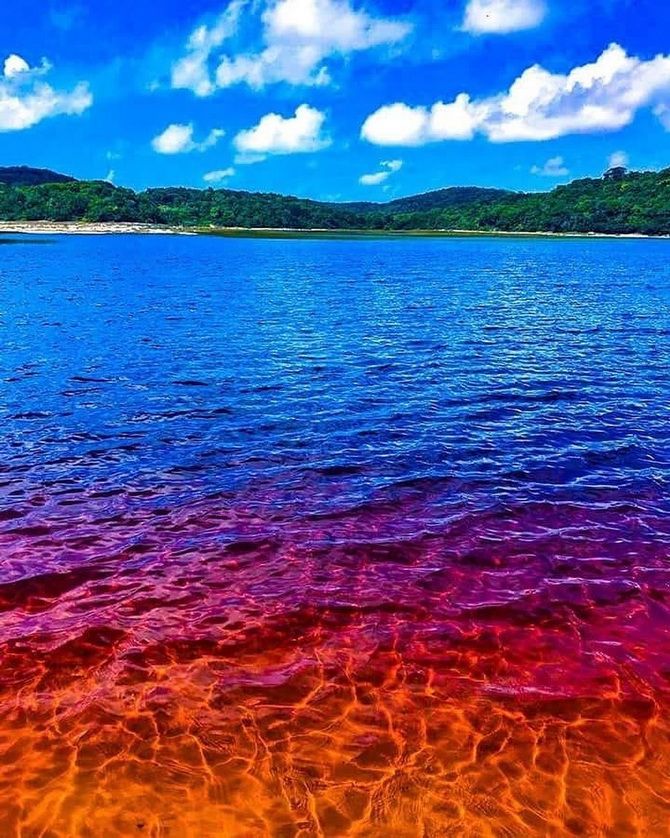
<box><xmin>1</xmin><ymin>234</ymin><xmax>670</xmax><ymax>836</ymax></box>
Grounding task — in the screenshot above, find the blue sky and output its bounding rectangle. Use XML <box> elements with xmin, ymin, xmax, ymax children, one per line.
<box><xmin>0</xmin><ymin>0</ymin><xmax>668</xmax><ymax>200</ymax></box>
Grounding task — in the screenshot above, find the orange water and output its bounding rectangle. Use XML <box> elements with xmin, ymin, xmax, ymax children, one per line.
<box><xmin>3</xmin><ymin>495</ymin><xmax>670</xmax><ymax>836</ymax></box>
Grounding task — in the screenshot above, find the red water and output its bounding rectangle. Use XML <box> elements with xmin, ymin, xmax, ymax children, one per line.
<box><xmin>2</xmin><ymin>486</ymin><xmax>670</xmax><ymax>837</ymax></box>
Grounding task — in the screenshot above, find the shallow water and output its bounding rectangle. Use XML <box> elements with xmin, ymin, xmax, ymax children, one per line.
<box><xmin>1</xmin><ymin>234</ymin><xmax>670</xmax><ymax>836</ymax></box>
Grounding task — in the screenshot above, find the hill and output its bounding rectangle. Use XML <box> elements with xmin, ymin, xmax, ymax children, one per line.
<box><xmin>0</xmin><ymin>166</ymin><xmax>667</xmax><ymax>235</ymax></box>
<box><xmin>387</xmin><ymin>186</ymin><xmax>514</xmax><ymax>214</ymax></box>
<box><xmin>389</xmin><ymin>170</ymin><xmax>670</xmax><ymax>235</ymax></box>
<box><xmin>0</xmin><ymin>166</ymin><xmax>76</xmax><ymax>186</ymax></box>
<box><xmin>339</xmin><ymin>186</ymin><xmax>512</xmax><ymax>214</ymax></box>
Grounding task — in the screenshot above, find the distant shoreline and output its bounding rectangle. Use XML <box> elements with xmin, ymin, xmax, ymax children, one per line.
<box><xmin>1</xmin><ymin>165</ymin><xmax>668</xmax><ymax>239</ymax></box>
<box><xmin>0</xmin><ymin>221</ymin><xmax>668</xmax><ymax>240</ymax></box>
<box><xmin>0</xmin><ymin>221</ymin><xmax>191</xmax><ymax>235</ymax></box>
<box><xmin>200</xmin><ymin>226</ymin><xmax>670</xmax><ymax>241</ymax></box>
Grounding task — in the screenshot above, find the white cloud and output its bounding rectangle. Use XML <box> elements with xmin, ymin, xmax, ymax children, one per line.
<box><xmin>234</xmin><ymin>152</ymin><xmax>267</xmax><ymax>165</ymax></box>
<box><xmin>362</xmin><ymin>44</ymin><xmax>670</xmax><ymax>146</ymax></box>
<box><xmin>172</xmin><ymin>0</ymin><xmax>410</xmax><ymax>94</ymax></box>
<box><xmin>105</xmin><ymin>169</ymin><xmax>115</xmax><ymax>183</ymax></box>
<box><xmin>0</xmin><ymin>53</ymin><xmax>92</xmax><ymax>131</ymax></box>
<box><xmin>655</xmin><ymin>104</ymin><xmax>670</xmax><ymax>130</ymax></box>
<box><xmin>152</xmin><ymin>123</ymin><xmax>225</xmax><ymax>154</ymax></box>
<box><xmin>359</xmin><ymin>171</ymin><xmax>387</xmax><ymax>185</ymax></box>
<box><xmin>204</xmin><ymin>167</ymin><xmax>236</xmax><ymax>183</ymax></box>
<box><xmin>4</xmin><ymin>55</ymin><xmax>30</xmax><ymax>78</ymax></box>
<box><xmin>234</xmin><ymin>104</ymin><xmax>330</xmax><ymax>160</ymax></box>
<box><xmin>463</xmin><ymin>0</ymin><xmax>546</xmax><ymax>34</ymax></box>
<box><xmin>608</xmin><ymin>150</ymin><xmax>629</xmax><ymax>168</ymax></box>
<box><xmin>172</xmin><ymin>0</ymin><xmax>245</xmax><ymax>96</ymax></box>
<box><xmin>359</xmin><ymin>158</ymin><xmax>403</xmax><ymax>185</ymax></box>
<box><xmin>265</xmin><ymin>0</ymin><xmax>406</xmax><ymax>48</ymax></box>
<box><xmin>531</xmin><ymin>155</ymin><xmax>569</xmax><ymax>176</ymax></box>
<box><xmin>361</xmin><ymin>95</ymin><xmax>484</xmax><ymax>145</ymax></box>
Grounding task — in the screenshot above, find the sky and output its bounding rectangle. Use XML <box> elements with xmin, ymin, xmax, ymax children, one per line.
<box><xmin>0</xmin><ymin>0</ymin><xmax>668</xmax><ymax>200</ymax></box>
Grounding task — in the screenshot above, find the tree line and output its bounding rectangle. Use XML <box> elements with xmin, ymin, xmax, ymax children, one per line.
<box><xmin>0</xmin><ymin>167</ymin><xmax>668</xmax><ymax>235</ymax></box>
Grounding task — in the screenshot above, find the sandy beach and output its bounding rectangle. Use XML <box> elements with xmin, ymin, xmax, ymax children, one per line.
<box><xmin>0</xmin><ymin>221</ymin><xmax>190</xmax><ymax>235</ymax></box>
<box><xmin>0</xmin><ymin>220</ymin><xmax>667</xmax><ymax>239</ymax></box>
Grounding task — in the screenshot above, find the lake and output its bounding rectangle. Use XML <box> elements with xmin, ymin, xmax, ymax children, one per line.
<box><xmin>1</xmin><ymin>233</ymin><xmax>670</xmax><ymax>836</ymax></box>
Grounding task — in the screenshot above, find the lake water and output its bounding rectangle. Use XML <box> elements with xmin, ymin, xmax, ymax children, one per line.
<box><xmin>1</xmin><ymin>233</ymin><xmax>670</xmax><ymax>836</ymax></box>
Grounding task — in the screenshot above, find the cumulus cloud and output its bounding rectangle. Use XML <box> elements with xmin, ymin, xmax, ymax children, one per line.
<box><xmin>0</xmin><ymin>53</ymin><xmax>92</xmax><ymax>131</ymax></box>
<box><xmin>172</xmin><ymin>0</ymin><xmax>410</xmax><ymax>94</ymax></box>
<box><xmin>359</xmin><ymin>158</ymin><xmax>403</xmax><ymax>185</ymax></box>
<box><xmin>204</xmin><ymin>167</ymin><xmax>236</xmax><ymax>183</ymax></box>
<box><xmin>152</xmin><ymin>123</ymin><xmax>225</xmax><ymax>154</ymax></box>
<box><xmin>462</xmin><ymin>0</ymin><xmax>546</xmax><ymax>34</ymax></box>
<box><xmin>234</xmin><ymin>104</ymin><xmax>330</xmax><ymax>160</ymax></box>
<box><xmin>362</xmin><ymin>44</ymin><xmax>670</xmax><ymax>146</ymax></box>
<box><xmin>361</xmin><ymin>95</ymin><xmax>483</xmax><ymax>145</ymax></box>
<box><xmin>531</xmin><ymin>155</ymin><xmax>569</xmax><ymax>177</ymax></box>
<box><xmin>4</xmin><ymin>55</ymin><xmax>30</xmax><ymax>78</ymax></box>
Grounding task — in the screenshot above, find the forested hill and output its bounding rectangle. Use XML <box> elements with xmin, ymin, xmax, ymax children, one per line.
<box><xmin>0</xmin><ymin>166</ymin><xmax>76</xmax><ymax>186</ymax></box>
<box><xmin>341</xmin><ymin>187</ymin><xmax>514</xmax><ymax>214</ymax></box>
<box><xmin>0</xmin><ymin>166</ymin><xmax>668</xmax><ymax>235</ymax></box>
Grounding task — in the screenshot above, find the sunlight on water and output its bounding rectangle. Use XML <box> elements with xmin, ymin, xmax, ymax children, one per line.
<box><xmin>1</xmin><ymin>234</ymin><xmax>670</xmax><ymax>836</ymax></box>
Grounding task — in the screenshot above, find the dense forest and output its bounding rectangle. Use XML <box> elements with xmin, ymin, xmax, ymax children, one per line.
<box><xmin>0</xmin><ymin>165</ymin><xmax>76</xmax><ymax>186</ymax></box>
<box><xmin>0</xmin><ymin>166</ymin><xmax>668</xmax><ymax>235</ymax></box>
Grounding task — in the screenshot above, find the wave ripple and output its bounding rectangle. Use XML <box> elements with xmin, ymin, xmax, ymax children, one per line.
<box><xmin>1</xmin><ymin>235</ymin><xmax>670</xmax><ymax>836</ymax></box>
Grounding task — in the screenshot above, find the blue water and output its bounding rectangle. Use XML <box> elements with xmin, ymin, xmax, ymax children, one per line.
<box><xmin>2</xmin><ymin>234</ymin><xmax>670</xmax><ymax>507</ymax></box>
